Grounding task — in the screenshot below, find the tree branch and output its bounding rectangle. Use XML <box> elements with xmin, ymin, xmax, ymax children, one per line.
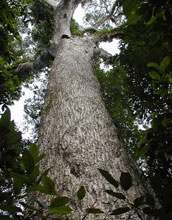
<box><xmin>82</xmin><ymin>27</ymin><xmax>97</xmax><ymax>35</ymax></box>
<box><xmin>91</xmin><ymin>28</ymin><xmax>123</xmax><ymax>43</ymax></box>
<box><xmin>12</xmin><ymin>49</ymin><xmax>54</xmax><ymax>77</ymax></box>
<box><xmin>43</xmin><ymin>0</ymin><xmax>58</xmax><ymax>8</ymax></box>
<box><xmin>93</xmin><ymin>2</ymin><xmax>116</xmax><ymax>29</ymax></box>
<box><xmin>94</xmin><ymin>47</ymin><xmax>111</xmax><ymax>59</ymax></box>
<box><xmin>94</xmin><ymin>47</ymin><xmax>118</xmax><ymax>64</ymax></box>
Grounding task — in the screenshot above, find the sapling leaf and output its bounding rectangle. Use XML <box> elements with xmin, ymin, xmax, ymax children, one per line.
<box><xmin>98</xmin><ymin>169</ymin><xmax>119</xmax><ymax>188</ymax></box>
<box><xmin>50</xmin><ymin>197</ymin><xmax>70</xmax><ymax>207</ymax></box>
<box><xmin>134</xmin><ymin>196</ymin><xmax>144</xmax><ymax>207</ymax></box>
<box><xmin>77</xmin><ymin>186</ymin><xmax>86</xmax><ymax>200</ymax></box>
<box><xmin>22</xmin><ymin>149</ymin><xmax>35</xmax><ymax>174</ymax></box>
<box><xmin>120</xmin><ymin>172</ymin><xmax>132</xmax><ymax>191</ymax></box>
<box><xmin>49</xmin><ymin>206</ymin><xmax>72</xmax><ymax>215</ymax></box>
<box><xmin>105</xmin><ymin>190</ymin><xmax>125</xmax><ymax>200</ymax></box>
<box><xmin>86</xmin><ymin>208</ymin><xmax>104</xmax><ymax>214</ymax></box>
<box><xmin>111</xmin><ymin>207</ymin><xmax>130</xmax><ymax>215</ymax></box>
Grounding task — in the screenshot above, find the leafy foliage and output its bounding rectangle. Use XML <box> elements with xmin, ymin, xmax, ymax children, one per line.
<box><xmin>29</xmin><ymin>0</ymin><xmax>54</xmax><ymax>50</ymax></box>
<box><xmin>0</xmin><ymin>0</ymin><xmax>25</xmax><ymax>104</ymax></box>
<box><xmin>70</xmin><ymin>19</ymin><xmax>82</xmax><ymax>36</ymax></box>
<box><xmin>117</xmin><ymin>0</ymin><xmax>172</xmax><ymax>218</ymax></box>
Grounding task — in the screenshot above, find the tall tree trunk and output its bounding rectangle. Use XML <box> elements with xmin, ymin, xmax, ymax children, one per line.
<box><xmin>37</xmin><ymin>36</ymin><xmax>149</xmax><ymax>219</ymax></box>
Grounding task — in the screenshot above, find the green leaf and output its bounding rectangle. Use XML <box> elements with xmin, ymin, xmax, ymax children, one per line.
<box><xmin>41</xmin><ymin>176</ymin><xmax>56</xmax><ymax>194</ymax></box>
<box><xmin>77</xmin><ymin>186</ymin><xmax>86</xmax><ymax>200</ymax></box>
<box><xmin>11</xmin><ymin>172</ymin><xmax>32</xmax><ymax>185</ymax></box>
<box><xmin>127</xmin><ymin>13</ymin><xmax>142</xmax><ymax>25</ymax></box>
<box><xmin>146</xmin><ymin>15</ymin><xmax>157</xmax><ymax>25</ymax></box>
<box><xmin>111</xmin><ymin>207</ymin><xmax>130</xmax><ymax>215</ymax></box>
<box><xmin>29</xmin><ymin>143</ymin><xmax>37</xmax><ymax>159</ymax></box>
<box><xmin>120</xmin><ymin>172</ymin><xmax>132</xmax><ymax>191</ymax></box>
<box><xmin>50</xmin><ymin>197</ymin><xmax>70</xmax><ymax>207</ymax></box>
<box><xmin>7</xmin><ymin>121</ymin><xmax>21</xmax><ymax>144</ymax></box>
<box><xmin>133</xmin><ymin>196</ymin><xmax>144</xmax><ymax>207</ymax></box>
<box><xmin>149</xmin><ymin>71</ymin><xmax>161</xmax><ymax>81</ymax></box>
<box><xmin>49</xmin><ymin>206</ymin><xmax>72</xmax><ymax>215</ymax></box>
<box><xmin>105</xmin><ymin>190</ymin><xmax>125</xmax><ymax>200</ymax></box>
<box><xmin>160</xmin><ymin>56</ymin><xmax>171</xmax><ymax>72</ymax></box>
<box><xmin>13</xmin><ymin>177</ymin><xmax>23</xmax><ymax>194</ymax></box>
<box><xmin>0</xmin><ymin>109</ymin><xmax>11</xmax><ymax>132</ymax></box>
<box><xmin>123</xmin><ymin>0</ymin><xmax>137</xmax><ymax>16</ymax></box>
<box><xmin>22</xmin><ymin>149</ymin><xmax>35</xmax><ymax>174</ymax></box>
<box><xmin>26</xmin><ymin>185</ymin><xmax>56</xmax><ymax>195</ymax></box>
<box><xmin>36</xmin><ymin>167</ymin><xmax>52</xmax><ymax>184</ymax></box>
<box><xmin>29</xmin><ymin>165</ymin><xmax>39</xmax><ymax>181</ymax></box>
<box><xmin>98</xmin><ymin>169</ymin><xmax>119</xmax><ymax>188</ymax></box>
<box><xmin>35</xmin><ymin>154</ymin><xmax>46</xmax><ymax>163</ymax></box>
<box><xmin>147</xmin><ymin>62</ymin><xmax>160</xmax><ymax>71</ymax></box>
<box><xmin>86</xmin><ymin>208</ymin><xmax>104</xmax><ymax>214</ymax></box>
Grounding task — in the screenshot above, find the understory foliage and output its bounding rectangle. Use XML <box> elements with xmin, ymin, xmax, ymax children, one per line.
<box><xmin>0</xmin><ymin>0</ymin><xmax>24</xmax><ymax>104</ymax></box>
<box><xmin>117</xmin><ymin>0</ymin><xmax>172</xmax><ymax>217</ymax></box>
<box><xmin>0</xmin><ymin>0</ymin><xmax>172</xmax><ymax>219</ymax></box>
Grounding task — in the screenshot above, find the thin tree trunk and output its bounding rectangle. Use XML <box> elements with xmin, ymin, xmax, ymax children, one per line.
<box><xmin>37</xmin><ymin>36</ymin><xmax>149</xmax><ymax>219</ymax></box>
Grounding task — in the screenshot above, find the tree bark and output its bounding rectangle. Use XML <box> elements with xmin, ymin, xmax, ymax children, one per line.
<box><xmin>37</xmin><ymin>36</ymin><xmax>150</xmax><ymax>219</ymax></box>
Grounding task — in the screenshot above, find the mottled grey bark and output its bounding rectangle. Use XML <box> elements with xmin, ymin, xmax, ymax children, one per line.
<box><xmin>13</xmin><ymin>49</ymin><xmax>54</xmax><ymax>76</ymax></box>
<box><xmin>23</xmin><ymin>0</ymin><xmax>156</xmax><ymax>219</ymax></box>
<box><xmin>36</xmin><ymin>36</ymin><xmax>151</xmax><ymax>219</ymax></box>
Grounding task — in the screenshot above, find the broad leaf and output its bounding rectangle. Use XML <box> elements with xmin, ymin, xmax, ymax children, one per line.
<box><xmin>123</xmin><ymin>0</ymin><xmax>137</xmax><ymax>16</ymax></box>
<box><xmin>7</xmin><ymin>121</ymin><xmax>21</xmax><ymax>144</ymax></box>
<box><xmin>11</xmin><ymin>172</ymin><xmax>32</xmax><ymax>185</ymax></box>
<box><xmin>77</xmin><ymin>186</ymin><xmax>86</xmax><ymax>200</ymax></box>
<box><xmin>98</xmin><ymin>169</ymin><xmax>118</xmax><ymax>188</ymax></box>
<box><xmin>29</xmin><ymin>165</ymin><xmax>40</xmax><ymax>181</ymax></box>
<box><xmin>147</xmin><ymin>62</ymin><xmax>160</xmax><ymax>71</ymax></box>
<box><xmin>0</xmin><ymin>109</ymin><xmax>11</xmax><ymax>132</ymax></box>
<box><xmin>22</xmin><ymin>149</ymin><xmax>35</xmax><ymax>174</ymax></box>
<box><xmin>134</xmin><ymin>196</ymin><xmax>144</xmax><ymax>207</ymax></box>
<box><xmin>29</xmin><ymin>143</ymin><xmax>37</xmax><ymax>159</ymax></box>
<box><xmin>146</xmin><ymin>15</ymin><xmax>157</xmax><ymax>25</ymax></box>
<box><xmin>49</xmin><ymin>206</ymin><xmax>72</xmax><ymax>215</ymax></box>
<box><xmin>26</xmin><ymin>185</ymin><xmax>56</xmax><ymax>195</ymax></box>
<box><xmin>35</xmin><ymin>154</ymin><xmax>46</xmax><ymax>164</ymax></box>
<box><xmin>36</xmin><ymin>167</ymin><xmax>52</xmax><ymax>184</ymax></box>
<box><xmin>160</xmin><ymin>56</ymin><xmax>171</xmax><ymax>72</ymax></box>
<box><xmin>86</xmin><ymin>208</ymin><xmax>104</xmax><ymax>214</ymax></box>
<box><xmin>41</xmin><ymin>176</ymin><xmax>56</xmax><ymax>194</ymax></box>
<box><xmin>50</xmin><ymin>197</ymin><xmax>70</xmax><ymax>207</ymax></box>
<box><xmin>127</xmin><ymin>13</ymin><xmax>142</xmax><ymax>25</ymax></box>
<box><xmin>105</xmin><ymin>190</ymin><xmax>125</xmax><ymax>200</ymax></box>
<box><xmin>149</xmin><ymin>71</ymin><xmax>161</xmax><ymax>81</ymax></box>
<box><xmin>111</xmin><ymin>207</ymin><xmax>130</xmax><ymax>215</ymax></box>
<box><xmin>120</xmin><ymin>172</ymin><xmax>132</xmax><ymax>191</ymax></box>
<box><xmin>13</xmin><ymin>177</ymin><xmax>23</xmax><ymax>194</ymax></box>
